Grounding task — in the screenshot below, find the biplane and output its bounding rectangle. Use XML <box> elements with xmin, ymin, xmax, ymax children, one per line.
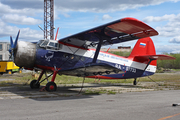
<box><xmin>9</xmin><ymin>17</ymin><xmax>175</xmax><ymax>92</ymax></box>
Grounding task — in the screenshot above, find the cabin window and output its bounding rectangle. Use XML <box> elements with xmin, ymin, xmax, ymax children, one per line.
<box><xmin>47</xmin><ymin>42</ymin><xmax>62</xmax><ymax>50</ymax></box>
<box><xmin>97</xmin><ymin>60</ymin><xmax>101</xmax><ymax>63</ymax></box>
<box><xmin>63</xmin><ymin>54</ymin><xmax>69</xmax><ymax>58</ymax></box>
<box><xmin>75</xmin><ymin>56</ymin><xmax>80</xmax><ymax>60</ymax></box>
<box><xmin>81</xmin><ymin>57</ymin><xmax>85</xmax><ymax>61</ymax></box>
<box><xmin>47</xmin><ymin>42</ymin><xmax>54</xmax><ymax>49</ymax></box>
<box><xmin>49</xmin><ymin>42</ymin><xmax>54</xmax><ymax>47</ymax></box>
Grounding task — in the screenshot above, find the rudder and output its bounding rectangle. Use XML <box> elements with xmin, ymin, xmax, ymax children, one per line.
<box><xmin>128</xmin><ymin>37</ymin><xmax>156</xmax><ymax>66</ymax></box>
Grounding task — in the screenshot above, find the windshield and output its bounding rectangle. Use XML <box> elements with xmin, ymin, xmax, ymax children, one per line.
<box><xmin>41</xmin><ymin>40</ymin><xmax>49</xmax><ymax>47</ymax></box>
<box><xmin>38</xmin><ymin>40</ymin><xmax>62</xmax><ymax>50</ymax></box>
<box><xmin>37</xmin><ymin>40</ymin><xmax>44</xmax><ymax>45</ymax></box>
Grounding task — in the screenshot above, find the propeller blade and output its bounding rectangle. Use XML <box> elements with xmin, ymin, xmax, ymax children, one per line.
<box><xmin>13</xmin><ymin>30</ymin><xmax>20</xmax><ymax>49</ymax></box>
<box><xmin>9</xmin><ymin>54</ymin><xmax>12</xmax><ymax>60</ymax></box>
<box><xmin>9</xmin><ymin>30</ymin><xmax>20</xmax><ymax>61</ymax></box>
<box><xmin>10</xmin><ymin>36</ymin><xmax>13</xmax><ymax>48</ymax></box>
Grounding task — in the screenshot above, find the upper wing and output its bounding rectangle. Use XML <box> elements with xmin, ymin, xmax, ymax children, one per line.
<box><xmin>58</xmin><ymin>17</ymin><xmax>158</xmax><ymax>49</ymax></box>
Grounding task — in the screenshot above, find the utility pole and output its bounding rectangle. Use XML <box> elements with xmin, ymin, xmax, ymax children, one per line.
<box><xmin>44</xmin><ymin>0</ymin><xmax>54</xmax><ymax>40</ymax></box>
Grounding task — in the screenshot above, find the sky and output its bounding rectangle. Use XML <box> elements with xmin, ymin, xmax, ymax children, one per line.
<box><xmin>0</xmin><ymin>0</ymin><xmax>180</xmax><ymax>54</ymax></box>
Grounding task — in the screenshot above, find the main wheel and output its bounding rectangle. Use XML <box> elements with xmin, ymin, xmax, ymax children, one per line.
<box><xmin>46</xmin><ymin>82</ymin><xmax>57</xmax><ymax>92</ymax></box>
<box><xmin>30</xmin><ymin>80</ymin><xmax>40</xmax><ymax>89</ymax></box>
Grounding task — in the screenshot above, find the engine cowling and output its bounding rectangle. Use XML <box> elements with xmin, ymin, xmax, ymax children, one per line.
<box><xmin>14</xmin><ymin>41</ymin><xmax>36</xmax><ymax>68</ymax></box>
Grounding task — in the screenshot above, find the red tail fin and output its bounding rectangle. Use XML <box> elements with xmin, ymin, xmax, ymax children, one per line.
<box><xmin>129</xmin><ymin>37</ymin><xmax>156</xmax><ymax>57</ymax></box>
<box><xmin>129</xmin><ymin>37</ymin><xmax>157</xmax><ymax>66</ymax></box>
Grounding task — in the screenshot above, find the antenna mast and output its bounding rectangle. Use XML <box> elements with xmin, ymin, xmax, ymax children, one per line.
<box><xmin>44</xmin><ymin>0</ymin><xmax>54</xmax><ymax>40</ymax></box>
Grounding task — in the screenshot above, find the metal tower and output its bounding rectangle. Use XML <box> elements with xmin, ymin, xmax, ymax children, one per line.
<box><xmin>44</xmin><ymin>0</ymin><xmax>54</xmax><ymax>40</ymax></box>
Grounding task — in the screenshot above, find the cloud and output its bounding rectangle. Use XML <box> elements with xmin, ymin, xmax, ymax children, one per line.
<box><xmin>19</xmin><ymin>28</ymin><xmax>43</xmax><ymax>41</ymax></box>
<box><xmin>0</xmin><ymin>19</ymin><xmax>43</xmax><ymax>41</ymax></box>
<box><xmin>156</xmin><ymin>45</ymin><xmax>180</xmax><ymax>53</ymax></box>
<box><xmin>2</xmin><ymin>0</ymin><xmax>180</xmax><ymax>13</ymax></box>
<box><xmin>2</xmin><ymin>14</ymin><xmax>42</xmax><ymax>25</ymax></box>
<box><xmin>169</xmin><ymin>36</ymin><xmax>180</xmax><ymax>43</ymax></box>
<box><xmin>143</xmin><ymin>13</ymin><xmax>180</xmax><ymax>41</ymax></box>
<box><xmin>53</xmin><ymin>0</ymin><xmax>180</xmax><ymax>13</ymax></box>
<box><xmin>102</xmin><ymin>14</ymin><xmax>112</xmax><ymax>20</ymax></box>
<box><xmin>1</xmin><ymin>0</ymin><xmax>43</xmax><ymax>9</ymax></box>
<box><xmin>0</xmin><ymin>0</ymin><xmax>180</xmax><ymax>42</ymax></box>
<box><xmin>143</xmin><ymin>14</ymin><xmax>176</xmax><ymax>23</ymax></box>
<box><xmin>0</xmin><ymin>2</ymin><xmax>42</xmax><ymax>16</ymax></box>
<box><xmin>0</xmin><ymin>1</ymin><xmax>43</xmax><ymax>40</ymax></box>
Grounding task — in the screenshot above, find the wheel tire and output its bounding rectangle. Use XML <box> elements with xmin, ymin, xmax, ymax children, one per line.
<box><xmin>93</xmin><ymin>72</ymin><xmax>98</xmax><ymax>75</ymax></box>
<box><xmin>98</xmin><ymin>72</ymin><xmax>103</xmax><ymax>75</ymax></box>
<box><xmin>19</xmin><ymin>69</ymin><xmax>22</xmax><ymax>74</ymax></box>
<box><xmin>105</xmin><ymin>71</ymin><xmax>110</xmax><ymax>74</ymax></box>
<box><xmin>46</xmin><ymin>82</ymin><xmax>57</xmax><ymax>92</ymax></box>
<box><xmin>8</xmin><ymin>70</ymin><xmax>12</xmax><ymax>75</ymax></box>
<box><xmin>30</xmin><ymin>80</ymin><xmax>40</xmax><ymax>89</ymax></box>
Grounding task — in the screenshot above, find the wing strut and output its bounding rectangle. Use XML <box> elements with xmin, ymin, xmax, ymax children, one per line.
<box><xmin>92</xmin><ymin>37</ymin><xmax>103</xmax><ymax>63</ymax></box>
<box><xmin>143</xmin><ymin>58</ymin><xmax>155</xmax><ymax>71</ymax></box>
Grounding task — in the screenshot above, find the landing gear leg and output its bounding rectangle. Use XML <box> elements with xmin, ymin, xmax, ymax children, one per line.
<box><xmin>133</xmin><ymin>78</ymin><xmax>137</xmax><ymax>85</ymax></box>
<box><xmin>30</xmin><ymin>70</ymin><xmax>45</xmax><ymax>89</ymax></box>
<box><xmin>46</xmin><ymin>71</ymin><xmax>58</xmax><ymax>92</ymax></box>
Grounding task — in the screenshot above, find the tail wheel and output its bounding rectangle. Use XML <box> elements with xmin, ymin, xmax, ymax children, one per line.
<box><xmin>133</xmin><ymin>78</ymin><xmax>137</xmax><ymax>85</ymax></box>
<box><xmin>46</xmin><ymin>82</ymin><xmax>57</xmax><ymax>92</ymax></box>
<box><xmin>30</xmin><ymin>80</ymin><xmax>40</xmax><ymax>89</ymax></box>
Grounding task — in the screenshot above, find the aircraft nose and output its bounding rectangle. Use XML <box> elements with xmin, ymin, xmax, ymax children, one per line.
<box><xmin>14</xmin><ymin>41</ymin><xmax>36</xmax><ymax>68</ymax></box>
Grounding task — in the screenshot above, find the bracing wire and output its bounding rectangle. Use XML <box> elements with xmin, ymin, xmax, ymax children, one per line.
<box><xmin>147</xmin><ymin>76</ymin><xmax>161</xmax><ymax>86</ymax></box>
<box><xmin>78</xmin><ymin>75</ymin><xmax>86</xmax><ymax>94</ymax></box>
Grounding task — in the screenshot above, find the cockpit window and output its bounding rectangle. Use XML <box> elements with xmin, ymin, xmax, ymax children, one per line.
<box><xmin>48</xmin><ymin>42</ymin><xmax>55</xmax><ymax>47</ymax></box>
<box><xmin>55</xmin><ymin>43</ymin><xmax>58</xmax><ymax>48</ymax></box>
<box><xmin>41</xmin><ymin>40</ymin><xmax>48</xmax><ymax>47</ymax></box>
<box><xmin>38</xmin><ymin>40</ymin><xmax>62</xmax><ymax>50</ymax></box>
<box><xmin>37</xmin><ymin>40</ymin><xmax>44</xmax><ymax>45</ymax></box>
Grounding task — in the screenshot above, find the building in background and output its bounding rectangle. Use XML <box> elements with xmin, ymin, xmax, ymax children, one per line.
<box><xmin>0</xmin><ymin>42</ymin><xmax>10</xmax><ymax>60</ymax></box>
<box><xmin>101</xmin><ymin>46</ymin><xmax>131</xmax><ymax>52</ymax></box>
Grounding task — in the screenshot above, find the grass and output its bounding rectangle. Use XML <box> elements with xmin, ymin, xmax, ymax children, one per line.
<box><xmin>0</xmin><ymin>70</ymin><xmax>180</xmax><ymax>93</ymax></box>
<box><xmin>83</xmin><ymin>88</ymin><xmax>116</xmax><ymax>95</ymax></box>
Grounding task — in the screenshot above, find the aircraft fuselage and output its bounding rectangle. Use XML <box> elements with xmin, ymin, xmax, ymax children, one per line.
<box><xmin>14</xmin><ymin>39</ymin><xmax>156</xmax><ymax>80</ymax></box>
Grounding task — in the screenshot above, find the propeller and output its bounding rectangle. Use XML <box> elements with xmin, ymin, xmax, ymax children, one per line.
<box><xmin>9</xmin><ymin>30</ymin><xmax>20</xmax><ymax>60</ymax></box>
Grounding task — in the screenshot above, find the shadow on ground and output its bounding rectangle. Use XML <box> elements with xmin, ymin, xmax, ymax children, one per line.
<box><xmin>0</xmin><ymin>82</ymin><xmax>146</xmax><ymax>101</ymax></box>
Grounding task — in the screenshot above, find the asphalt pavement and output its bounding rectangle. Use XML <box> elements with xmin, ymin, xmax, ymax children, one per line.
<box><xmin>0</xmin><ymin>90</ymin><xmax>180</xmax><ymax>120</ymax></box>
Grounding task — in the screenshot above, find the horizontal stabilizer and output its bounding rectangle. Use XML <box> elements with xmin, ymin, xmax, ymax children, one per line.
<box><xmin>134</xmin><ymin>55</ymin><xmax>175</xmax><ymax>62</ymax></box>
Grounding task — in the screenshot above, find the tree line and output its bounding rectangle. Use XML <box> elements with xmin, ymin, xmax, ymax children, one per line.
<box><xmin>157</xmin><ymin>53</ymin><xmax>180</xmax><ymax>69</ymax></box>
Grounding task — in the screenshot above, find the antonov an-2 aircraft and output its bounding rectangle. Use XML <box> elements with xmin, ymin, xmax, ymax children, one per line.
<box><xmin>9</xmin><ymin>17</ymin><xmax>175</xmax><ymax>92</ymax></box>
